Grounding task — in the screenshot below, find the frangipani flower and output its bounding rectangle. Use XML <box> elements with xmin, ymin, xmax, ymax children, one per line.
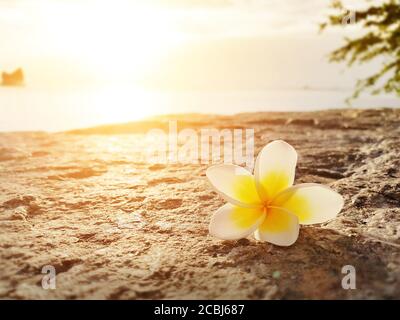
<box><xmin>206</xmin><ymin>140</ymin><xmax>344</xmax><ymax>246</ymax></box>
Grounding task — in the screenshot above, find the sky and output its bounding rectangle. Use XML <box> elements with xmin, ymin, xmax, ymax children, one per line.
<box><xmin>0</xmin><ymin>0</ymin><xmax>383</xmax><ymax>91</ymax></box>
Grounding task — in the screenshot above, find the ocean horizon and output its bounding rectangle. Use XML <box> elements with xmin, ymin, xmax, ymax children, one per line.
<box><xmin>0</xmin><ymin>84</ymin><xmax>398</xmax><ymax>132</ymax></box>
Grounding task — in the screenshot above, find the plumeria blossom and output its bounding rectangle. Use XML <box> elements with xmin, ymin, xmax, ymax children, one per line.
<box><xmin>206</xmin><ymin>140</ymin><xmax>344</xmax><ymax>246</ymax></box>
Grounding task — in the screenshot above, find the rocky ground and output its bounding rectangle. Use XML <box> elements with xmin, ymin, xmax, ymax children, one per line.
<box><xmin>0</xmin><ymin>108</ymin><xmax>399</xmax><ymax>299</ymax></box>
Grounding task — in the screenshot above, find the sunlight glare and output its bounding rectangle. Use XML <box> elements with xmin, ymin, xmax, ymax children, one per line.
<box><xmin>40</xmin><ymin>0</ymin><xmax>186</xmax><ymax>81</ymax></box>
<box><xmin>92</xmin><ymin>86</ymin><xmax>162</xmax><ymax>124</ymax></box>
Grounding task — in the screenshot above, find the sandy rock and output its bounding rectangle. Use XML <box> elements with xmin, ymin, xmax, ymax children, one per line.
<box><xmin>0</xmin><ymin>108</ymin><xmax>399</xmax><ymax>299</ymax></box>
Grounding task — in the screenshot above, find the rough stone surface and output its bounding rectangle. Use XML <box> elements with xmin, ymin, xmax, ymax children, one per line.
<box><xmin>0</xmin><ymin>108</ymin><xmax>399</xmax><ymax>299</ymax></box>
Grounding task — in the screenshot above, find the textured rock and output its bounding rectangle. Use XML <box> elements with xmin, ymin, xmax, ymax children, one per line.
<box><xmin>0</xmin><ymin>108</ymin><xmax>399</xmax><ymax>299</ymax></box>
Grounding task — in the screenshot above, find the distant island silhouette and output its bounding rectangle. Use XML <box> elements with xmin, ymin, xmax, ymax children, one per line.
<box><xmin>1</xmin><ymin>68</ymin><xmax>24</xmax><ymax>86</ymax></box>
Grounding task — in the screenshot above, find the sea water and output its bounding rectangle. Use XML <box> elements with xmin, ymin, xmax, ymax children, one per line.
<box><xmin>0</xmin><ymin>85</ymin><xmax>398</xmax><ymax>132</ymax></box>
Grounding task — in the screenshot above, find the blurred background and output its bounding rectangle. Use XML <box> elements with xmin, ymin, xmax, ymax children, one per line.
<box><xmin>0</xmin><ymin>0</ymin><xmax>398</xmax><ymax>131</ymax></box>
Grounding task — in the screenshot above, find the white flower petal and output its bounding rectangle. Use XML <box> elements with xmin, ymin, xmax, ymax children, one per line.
<box><xmin>209</xmin><ymin>203</ymin><xmax>265</xmax><ymax>240</ymax></box>
<box><xmin>254</xmin><ymin>207</ymin><xmax>299</xmax><ymax>246</ymax></box>
<box><xmin>254</xmin><ymin>140</ymin><xmax>298</xmax><ymax>201</ymax></box>
<box><xmin>206</xmin><ymin>164</ymin><xmax>262</xmax><ymax>207</ymax></box>
<box><xmin>271</xmin><ymin>183</ymin><xmax>344</xmax><ymax>225</ymax></box>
